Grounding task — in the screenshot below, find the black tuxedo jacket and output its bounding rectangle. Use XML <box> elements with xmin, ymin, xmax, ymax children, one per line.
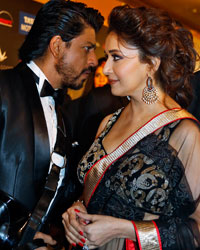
<box><xmin>188</xmin><ymin>70</ymin><xmax>200</xmax><ymax>121</ymax></box>
<box><xmin>0</xmin><ymin>62</ymin><xmax>76</xmax><ymax>214</ymax></box>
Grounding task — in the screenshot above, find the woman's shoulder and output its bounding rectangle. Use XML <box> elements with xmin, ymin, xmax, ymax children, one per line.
<box><xmin>165</xmin><ymin>108</ymin><xmax>199</xmax><ymax>136</ymax></box>
<box><xmin>175</xmin><ymin>118</ymin><xmax>200</xmax><ymax>136</ymax></box>
<box><xmin>95</xmin><ymin>108</ymin><xmax>123</xmax><ymax>138</ymax></box>
<box><xmin>95</xmin><ymin>114</ymin><xmax>113</xmax><ymax>138</ymax></box>
<box><xmin>169</xmin><ymin>117</ymin><xmax>200</xmax><ymax>152</ymax></box>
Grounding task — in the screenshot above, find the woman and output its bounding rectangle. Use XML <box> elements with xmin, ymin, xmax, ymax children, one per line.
<box><xmin>93</xmin><ymin>57</ymin><xmax>109</xmax><ymax>88</ymax></box>
<box><xmin>62</xmin><ymin>5</ymin><xmax>200</xmax><ymax>250</ymax></box>
<box><xmin>83</xmin><ymin>57</ymin><xmax>109</xmax><ymax>96</ymax></box>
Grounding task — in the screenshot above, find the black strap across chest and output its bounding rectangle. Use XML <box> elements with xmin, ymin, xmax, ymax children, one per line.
<box><xmin>18</xmin><ymin>79</ymin><xmax>67</xmax><ymax>247</ymax></box>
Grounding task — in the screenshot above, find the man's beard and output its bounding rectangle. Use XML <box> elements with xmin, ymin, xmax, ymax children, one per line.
<box><xmin>55</xmin><ymin>57</ymin><xmax>93</xmax><ymax>90</ymax></box>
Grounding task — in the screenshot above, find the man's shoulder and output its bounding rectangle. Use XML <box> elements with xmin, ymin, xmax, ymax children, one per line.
<box><xmin>0</xmin><ymin>63</ymin><xmax>22</xmax><ymax>82</ymax></box>
<box><xmin>191</xmin><ymin>70</ymin><xmax>200</xmax><ymax>87</ymax></box>
<box><xmin>0</xmin><ymin>67</ymin><xmax>14</xmax><ymax>79</ymax></box>
<box><xmin>194</xmin><ymin>70</ymin><xmax>200</xmax><ymax>77</ymax></box>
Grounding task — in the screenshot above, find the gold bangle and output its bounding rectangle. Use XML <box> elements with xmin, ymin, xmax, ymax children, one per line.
<box><xmin>132</xmin><ymin>221</ymin><xmax>161</xmax><ymax>250</ymax></box>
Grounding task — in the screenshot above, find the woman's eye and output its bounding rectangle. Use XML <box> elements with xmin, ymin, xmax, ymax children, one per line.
<box><xmin>112</xmin><ymin>54</ymin><xmax>122</xmax><ymax>61</ymax></box>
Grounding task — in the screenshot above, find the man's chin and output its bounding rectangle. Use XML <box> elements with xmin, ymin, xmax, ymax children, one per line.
<box><xmin>64</xmin><ymin>80</ymin><xmax>85</xmax><ymax>90</ymax></box>
<box><xmin>72</xmin><ymin>84</ymin><xmax>84</xmax><ymax>90</ymax></box>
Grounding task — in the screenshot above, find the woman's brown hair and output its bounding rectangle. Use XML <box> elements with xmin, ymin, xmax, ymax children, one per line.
<box><xmin>108</xmin><ymin>5</ymin><xmax>199</xmax><ymax>108</ymax></box>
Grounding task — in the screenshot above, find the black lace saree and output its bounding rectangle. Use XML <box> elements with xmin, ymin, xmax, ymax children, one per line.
<box><xmin>77</xmin><ymin>108</ymin><xmax>200</xmax><ymax>250</ymax></box>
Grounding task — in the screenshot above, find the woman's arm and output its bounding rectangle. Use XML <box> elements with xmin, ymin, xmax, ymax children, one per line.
<box><xmin>75</xmin><ymin>212</ymin><xmax>136</xmax><ymax>249</ymax></box>
<box><xmin>154</xmin><ymin>119</ymin><xmax>200</xmax><ymax>250</ymax></box>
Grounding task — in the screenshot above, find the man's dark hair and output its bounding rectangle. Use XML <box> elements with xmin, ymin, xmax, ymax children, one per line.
<box><xmin>19</xmin><ymin>0</ymin><xmax>104</xmax><ymax>62</ymax></box>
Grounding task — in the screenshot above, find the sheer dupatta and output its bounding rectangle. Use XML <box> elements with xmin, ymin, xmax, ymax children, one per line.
<box><xmin>154</xmin><ymin>118</ymin><xmax>200</xmax><ymax>249</ymax></box>
<box><xmin>129</xmin><ymin>118</ymin><xmax>200</xmax><ymax>250</ymax></box>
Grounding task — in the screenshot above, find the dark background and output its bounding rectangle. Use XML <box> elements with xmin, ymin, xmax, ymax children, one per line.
<box><xmin>0</xmin><ymin>0</ymin><xmax>43</xmax><ymax>69</ymax></box>
<box><xmin>0</xmin><ymin>0</ymin><xmax>107</xmax><ymax>70</ymax></box>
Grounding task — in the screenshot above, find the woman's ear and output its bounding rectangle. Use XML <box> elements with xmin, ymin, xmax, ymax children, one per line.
<box><xmin>49</xmin><ymin>35</ymin><xmax>63</xmax><ymax>58</ymax></box>
<box><xmin>150</xmin><ymin>57</ymin><xmax>161</xmax><ymax>74</ymax></box>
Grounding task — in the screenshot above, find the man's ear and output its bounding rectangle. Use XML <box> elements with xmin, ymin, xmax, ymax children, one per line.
<box><xmin>49</xmin><ymin>35</ymin><xmax>64</xmax><ymax>58</ymax></box>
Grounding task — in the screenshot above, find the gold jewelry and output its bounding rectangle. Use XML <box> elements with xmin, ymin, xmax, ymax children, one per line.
<box><xmin>142</xmin><ymin>76</ymin><xmax>158</xmax><ymax>104</ymax></box>
<box><xmin>132</xmin><ymin>221</ymin><xmax>161</xmax><ymax>250</ymax></box>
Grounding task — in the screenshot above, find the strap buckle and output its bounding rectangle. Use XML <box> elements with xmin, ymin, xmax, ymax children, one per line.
<box><xmin>51</xmin><ymin>152</ymin><xmax>66</xmax><ymax>169</ymax></box>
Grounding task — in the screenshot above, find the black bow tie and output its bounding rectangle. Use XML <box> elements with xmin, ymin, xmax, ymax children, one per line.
<box><xmin>40</xmin><ymin>79</ymin><xmax>64</xmax><ymax>104</ymax></box>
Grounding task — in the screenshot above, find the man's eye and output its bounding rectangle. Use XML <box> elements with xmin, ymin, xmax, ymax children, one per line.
<box><xmin>84</xmin><ymin>46</ymin><xmax>92</xmax><ymax>52</ymax></box>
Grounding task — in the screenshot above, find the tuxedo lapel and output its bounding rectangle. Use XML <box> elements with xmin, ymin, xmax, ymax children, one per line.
<box><xmin>16</xmin><ymin>63</ymin><xmax>50</xmax><ymax>180</ymax></box>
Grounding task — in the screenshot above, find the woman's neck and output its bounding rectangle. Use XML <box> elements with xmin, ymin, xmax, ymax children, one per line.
<box><xmin>127</xmin><ymin>92</ymin><xmax>181</xmax><ymax>121</ymax></box>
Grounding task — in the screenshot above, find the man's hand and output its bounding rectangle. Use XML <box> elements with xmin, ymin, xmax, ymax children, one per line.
<box><xmin>33</xmin><ymin>232</ymin><xmax>57</xmax><ymax>250</ymax></box>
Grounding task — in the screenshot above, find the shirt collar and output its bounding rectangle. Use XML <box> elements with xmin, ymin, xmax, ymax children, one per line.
<box><xmin>27</xmin><ymin>60</ymin><xmax>50</xmax><ymax>95</ymax></box>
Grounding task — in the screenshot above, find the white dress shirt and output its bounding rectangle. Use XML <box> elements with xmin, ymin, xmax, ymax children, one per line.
<box><xmin>27</xmin><ymin>61</ymin><xmax>65</xmax><ymax>213</ymax></box>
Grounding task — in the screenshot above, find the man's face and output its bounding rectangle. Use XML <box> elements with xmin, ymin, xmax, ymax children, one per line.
<box><xmin>55</xmin><ymin>26</ymin><xmax>98</xmax><ymax>90</ymax></box>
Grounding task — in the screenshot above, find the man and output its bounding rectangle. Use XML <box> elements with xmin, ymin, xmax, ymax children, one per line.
<box><xmin>0</xmin><ymin>0</ymin><xmax>103</xmax><ymax>248</ymax></box>
<box><xmin>188</xmin><ymin>70</ymin><xmax>200</xmax><ymax>121</ymax></box>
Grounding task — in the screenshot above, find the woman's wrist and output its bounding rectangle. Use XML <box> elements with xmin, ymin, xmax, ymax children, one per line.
<box><xmin>114</xmin><ymin>218</ymin><xmax>136</xmax><ymax>241</ymax></box>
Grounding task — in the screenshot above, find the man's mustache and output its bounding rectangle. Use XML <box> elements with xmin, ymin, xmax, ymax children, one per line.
<box><xmin>81</xmin><ymin>66</ymin><xmax>95</xmax><ymax>75</ymax></box>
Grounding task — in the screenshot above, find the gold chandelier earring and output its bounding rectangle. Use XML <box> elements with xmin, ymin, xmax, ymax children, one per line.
<box><xmin>142</xmin><ymin>76</ymin><xmax>158</xmax><ymax>104</ymax></box>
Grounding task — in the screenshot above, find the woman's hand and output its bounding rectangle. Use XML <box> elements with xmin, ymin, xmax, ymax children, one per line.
<box><xmin>62</xmin><ymin>201</ymin><xmax>88</xmax><ymax>248</ymax></box>
<box><xmin>75</xmin><ymin>212</ymin><xmax>136</xmax><ymax>249</ymax></box>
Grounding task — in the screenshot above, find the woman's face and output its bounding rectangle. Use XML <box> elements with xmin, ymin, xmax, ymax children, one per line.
<box><xmin>103</xmin><ymin>32</ymin><xmax>150</xmax><ymax>98</ymax></box>
<box><xmin>94</xmin><ymin>62</ymin><xmax>108</xmax><ymax>88</ymax></box>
